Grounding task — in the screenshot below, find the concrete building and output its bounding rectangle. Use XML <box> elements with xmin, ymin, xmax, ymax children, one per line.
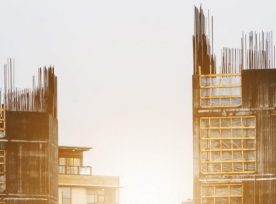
<box><xmin>0</xmin><ymin>61</ymin><xmax>119</xmax><ymax>204</ymax></box>
<box><xmin>58</xmin><ymin>146</ymin><xmax>120</xmax><ymax>204</ymax></box>
<box><xmin>0</xmin><ymin>65</ymin><xmax>58</xmax><ymax>204</ymax></box>
<box><xmin>193</xmin><ymin>6</ymin><xmax>276</xmax><ymax>204</ymax></box>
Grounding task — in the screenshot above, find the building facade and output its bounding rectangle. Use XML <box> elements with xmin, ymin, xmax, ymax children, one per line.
<box><xmin>0</xmin><ymin>66</ymin><xmax>58</xmax><ymax>204</ymax></box>
<box><xmin>0</xmin><ymin>61</ymin><xmax>119</xmax><ymax>204</ymax></box>
<box><xmin>58</xmin><ymin>146</ymin><xmax>119</xmax><ymax>204</ymax></box>
<box><xmin>193</xmin><ymin>7</ymin><xmax>276</xmax><ymax>204</ymax></box>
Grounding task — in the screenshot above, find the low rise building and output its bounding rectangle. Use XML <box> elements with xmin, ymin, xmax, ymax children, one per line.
<box><xmin>58</xmin><ymin>146</ymin><xmax>120</xmax><ymax>204</ymax></box>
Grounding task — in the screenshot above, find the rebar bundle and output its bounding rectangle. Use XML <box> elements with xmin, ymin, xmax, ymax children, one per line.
<box><xmin>3</xmin><ymin>59</ymin><xmax>57</xmax><ymax>118</ymax></box>
<box><xmin>193</xmin><ymin>6</ymin><xmax>276</xmax><ymax>75</ymax></box>
<box><xmin>193</xmin><ymin>6</ymin><xmax>216</xmax><ymax>75</ymax></box>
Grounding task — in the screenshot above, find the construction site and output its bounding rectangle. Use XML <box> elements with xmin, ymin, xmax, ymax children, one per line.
<box><xmin>0</xmin><ymin>60</ymin><xmax>58</xmax><ymax>204</ymax></box>
<box><xmin>0</xmin><ymin>60</ymin><xmax>119</xmax><ymax>204</ymax></box>
<box><xmin>193</xmin><ymin>6</ymin><xmax>276</xmax><ymax>204</ymax></box>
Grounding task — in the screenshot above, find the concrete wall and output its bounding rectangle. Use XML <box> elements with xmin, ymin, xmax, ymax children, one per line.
<box><xmin>58</xmin><ymin>186</ymin><xmax>119</xmax><ymax>204</ymax></box>
<box><xmin>2</xmin><ymin>111</ymin><xmax>58</xmax><ymax>204</ymax></box>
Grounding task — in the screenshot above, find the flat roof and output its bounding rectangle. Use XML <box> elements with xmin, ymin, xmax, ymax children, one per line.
<box><xmin>59</xmin><ymin>174</ymin><xmax>120</xmax><ymax>188</ymax></box>
<box><xmin>59</xmin><ymin>146</ymin><xmax>92</xmax><ymax>152</ymax></box>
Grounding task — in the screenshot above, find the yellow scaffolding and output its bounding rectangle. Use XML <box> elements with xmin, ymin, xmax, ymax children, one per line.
<box><xmin>201</xmin><ymin>183</ymin><xmax>243</xmax><ymax>204</ymax></box>
<box><xmin>0</xmin><ymin>106</ymin><xmax>5</xmax><ymax>138</ymax></box>
<box><xmin>200</xmin><ymin>116</ymin><xmax>256</xmax><ymax>174</ymax></box>
<box><xmin>199</xmin><ymin>73</ymin><xmax>242</xmax><ymax>108</ymax></box>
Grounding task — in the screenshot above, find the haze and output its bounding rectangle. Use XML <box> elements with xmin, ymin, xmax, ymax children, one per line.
<box><xmin>0</xmin><ymin>1</ymin><xmax>274</xmax><ymax>204</ymax></box>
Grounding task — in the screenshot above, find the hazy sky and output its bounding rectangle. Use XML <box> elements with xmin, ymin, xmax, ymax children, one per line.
<box><xmin>0</xmin><ymin>1</ymin><xmax>276</xmax><ymax>204</ymax></box>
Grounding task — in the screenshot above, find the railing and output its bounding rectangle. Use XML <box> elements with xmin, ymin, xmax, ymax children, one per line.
<box><xmin>59</xmin><ymin>165</ymin><xmax>92</xmax><ymax>175</ymax></box>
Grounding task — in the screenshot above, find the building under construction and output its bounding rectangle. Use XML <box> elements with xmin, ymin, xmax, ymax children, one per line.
<box><xmin>193</xmin><ymin>7</ymin><xmax>276</xmax><ymax>204</ymax></box>
<box><xmin>0</xmin><ymin>60</ymin><xmax>58</xmax><ymax>204</ymax></box>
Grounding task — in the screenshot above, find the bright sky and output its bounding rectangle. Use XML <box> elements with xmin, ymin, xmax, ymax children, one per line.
<box><xmin>0</xmin><ymin>1</ymin><xmax>275</xmax><ymax>204</ymax></box>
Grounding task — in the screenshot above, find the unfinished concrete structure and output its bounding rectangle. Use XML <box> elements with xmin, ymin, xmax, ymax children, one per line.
<box><xmin>0</xmin><ymin>60</ymin><xmax>58</xmax><ymax>204</ymax></box>
<box><xmin>58</xmin><ymin>146</ymin><xmax>119</xmax><ymax>204</ymax></box>
<box><xmin>193</xmin><ymin>7</ymin><xmax>276</xmax><ymax>204</ymax></box>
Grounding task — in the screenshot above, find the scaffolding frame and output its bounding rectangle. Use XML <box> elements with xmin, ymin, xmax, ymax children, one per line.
<box><xmin>200</xmin><ymin>116</ymin><xmax>256</xmax><ymax>175</ymax></box>
<box><xmin>199</xmin><ymin>73</ymin><xmax>242</xmax><ymax>108</ymax></box>
<box><xmin>0</xmin><ymin>106</ymin><xmax>5</xmax><ymax>137</ymax></box>
<box><xmin>201</xmin><ymin>183</ymin><xmax>243</xmax><ymax>204</ymax></box>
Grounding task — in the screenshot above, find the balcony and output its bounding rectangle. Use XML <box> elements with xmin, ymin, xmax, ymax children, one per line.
<box><xmin>59</xmin><ymin>165</ymin><xmax>92</xmax><ymax>176</ymax></box>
